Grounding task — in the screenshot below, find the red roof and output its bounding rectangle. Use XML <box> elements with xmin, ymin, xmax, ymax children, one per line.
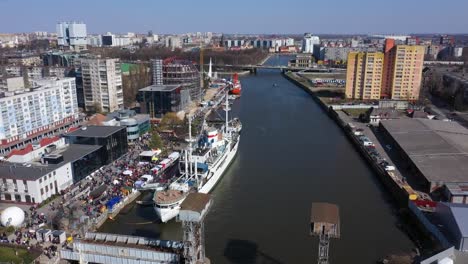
<box><xmin>7</xmin><ymin>136</ymin><xmax>60</xmax><ymax>158</ymax></box>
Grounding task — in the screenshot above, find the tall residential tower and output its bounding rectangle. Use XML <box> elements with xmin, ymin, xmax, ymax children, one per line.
<box><xmin>345</xmin><ymin>52</ymin><xmax>384</xmax><ymax>100</ymax></box>
<box><xmin>77</xmin><ymin>57</ymin><xmax>123</xmax><ymax>112</ymax></box>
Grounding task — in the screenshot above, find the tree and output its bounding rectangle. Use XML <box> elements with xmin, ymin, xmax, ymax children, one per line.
<box><xmin>160</xmin><ymin>112</ymin><xmax>184</xmax><ymax>130</ymax></box>
<box><xmin>149</xmin><ymin>126</ymin><xmax>163</xmax><ymax>150</ymax></box>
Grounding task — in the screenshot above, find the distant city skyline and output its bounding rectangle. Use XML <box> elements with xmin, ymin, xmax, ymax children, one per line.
<box><xmin>0</xmin><ymin>0</ymin><xmax>467</xmax><ymax>34</ymax></box>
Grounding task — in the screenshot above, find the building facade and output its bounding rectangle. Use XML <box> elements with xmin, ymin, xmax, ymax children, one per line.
<box><xmin>77</xmin><ymin>57</ymin><xmax>123</xmax><ymax>113</ymax></box>
<box><xmin>383</xmin><ymin>45</ymin><xmax>425</xmax><ymax>100</ymax></box>
<box><xmin>151</xmin><ymin>59</ymin><xmax>163</xmax><ymax>85</ymax></box>
<box><xmin>345</xmin><ymin>52</ymin><xmax>384</xmax><ymax>100</ymax></box>
<box><xmin>64</xmin><ymin>126</ymin><xmax>128</xmax><ymax>164</ymax></box>
<box><xmin>302</xmin><ymin>33</ymin><xmax>320</xmax><ymax>54</ymax></box>
<box><xmin>103</xmin><ymin>110</ymin><xmax>150</xmax><ymax>141</ymax></box>
<box><xmin>56</xmin><ymin>22</ymin><xmax>87</xmax><ymax>51</ymax></box>
<box><xmin>0</xmin><ymin>77</ymin><xmax>79</xmax><ymax>141</ymax></box>
<box><xmin>139</xmin><ymin>84</ymin><xmax>190</xmax><ymax>117</ymax></box>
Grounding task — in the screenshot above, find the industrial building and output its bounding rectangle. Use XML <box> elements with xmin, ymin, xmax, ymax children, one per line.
<box><xmin>138</xmin><ymin>84</ymin><xmax>190</xmax><ymax>117</ymax></box>
<box><xmin>56</xmin><ymin>22</ymin><xmax>87</xmax><ymax>51</ymax></box>
<box><xmin>162</xmin><ymin>58</ymin><xmax>201</xmax><ymax>102</ymax></box>
<box><xmin>435</xmin><ymin>203</ymin><xmax>468</xmax><ymax>251</ymax></box>
<box><xmin>76</xmin><ymin>57</ymin><xmax>124</xmax><ymax>112</ymax></box>
<box><xmin>345</xmin><ymin>52</ymin><xmax>384</xmax><ymax>100</ymax></box>
<box><xmin>379</xmin><ymin>118</ymin><xmax>468</xmax><ymax>193</ymax></box>
<box><xmin>60</xmin><ymin>232</ymin><xmax>182</xmax><ymax>263</ymax></box>
<box><xmin>64</xmin><ymin>126</ymin><xmax>128</xmax><ymax>164</ymax></box>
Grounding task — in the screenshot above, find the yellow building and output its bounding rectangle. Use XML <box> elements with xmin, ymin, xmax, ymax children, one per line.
<box><xmin>383</xmin><ymin>45</ymin><xmax>425</xmax><ymax>101</ymax></box>
<box><xmin>345</xmin><ymin>52</ymin><xmax>384</xmax><ymax>100</ymax></box>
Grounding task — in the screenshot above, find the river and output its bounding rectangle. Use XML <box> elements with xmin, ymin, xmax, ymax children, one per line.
<box><xmin>100</xmin><ymin>55</ymin><xmax>414</xmax><ymax>263</ymax></box>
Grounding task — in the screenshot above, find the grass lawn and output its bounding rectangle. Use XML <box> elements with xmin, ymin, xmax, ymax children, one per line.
<box><xmin>0</xmin><ymin>246</ymin><xmax>39</xmax><ymax>264</ymax></box>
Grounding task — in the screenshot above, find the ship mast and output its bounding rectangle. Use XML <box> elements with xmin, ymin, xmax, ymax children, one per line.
<box><xmin>225</xmin><ymin>89</ymin><xmax>229</xmax><ymax>137</ymax></box>
<box><xmin>188</xmin><ymin>115</ymin><xmax>193</xmax><ymax>177</ymax></box>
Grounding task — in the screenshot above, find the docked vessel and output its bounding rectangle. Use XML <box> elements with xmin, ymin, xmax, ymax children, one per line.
<box><xmin>229</xmin><ymin>73</ymin><xmax>242</xmax><ymax>95</ymax></box>
<box><xmin>154</xmin><ymin>90</ymin><xmax>241</xmax><ymax>223</ymax></box>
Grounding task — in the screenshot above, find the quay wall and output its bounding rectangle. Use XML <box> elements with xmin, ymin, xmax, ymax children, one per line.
<box><xmin>282</xmin><ymin>71</ymin><xmax>450</xmax><ymax>253</ymax></box>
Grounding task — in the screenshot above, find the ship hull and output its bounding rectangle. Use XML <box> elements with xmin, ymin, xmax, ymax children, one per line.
<box><xmin>154</xmin><ymin>137</ymin><xmax>240</xmax><ymax>222</ymax></box>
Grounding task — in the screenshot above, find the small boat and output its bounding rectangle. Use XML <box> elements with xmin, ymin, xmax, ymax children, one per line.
<box><xmin>272</xmin><ymin>83</ymin><xmax>278</xmax><ymax>87</ymax></box>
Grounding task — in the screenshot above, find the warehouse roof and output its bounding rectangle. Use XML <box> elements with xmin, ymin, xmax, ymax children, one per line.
<box><xmin>380</xmin><ymin>118</ymin><xmax>468</xmax><ymax>184</ymax></box>
<box><xmin>311</xmin><ymin>202</ymin><xmax>340</xmax><ymax>225</ymax></box>
<box><xmin>65</xmin><ymin>126</ymin><xmax>126</xmax><ymax>138</ymax></box>
<box><xmin>180</xmin><ymin>193</ymin><xmax>211</xmax><ymax>213</ymax></box>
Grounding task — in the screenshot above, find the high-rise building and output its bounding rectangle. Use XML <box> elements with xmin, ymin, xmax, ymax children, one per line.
<box><xmin>163</xmin><ymin>58</ymin><xmax>201</xmax><ymax>102</ymax></box>
<box><xmin>345</xmin><ymin>52</ymin><xmax>384</xmax><ymax>100</ymax></box>
<box><xmin>382</xmin><ymin>45</ymin><xmax>425</xmax><ymax>100</ymax></box>
<box><xmin>151</xmin><ymin>59</ymin><xmax>163</xmax><ymax>85</ymax></box>
<box><xmin>0</xmin><ymin>77</ymin><xmax>79</xmax><ymax>141</ymax></box>
<box><xmin>77</xmin><ymin>57</ymin><xmax>123</xmax><ymax>112</ymax></box>
<box><xmin>56</xmin><ymin>22</ymin><xmax>87</xmax><ymax>51</ymax></box>
<box><xmin>302</xmin><ymin>33</ymin><xmax>320</xmax><ymax>54</ymax></box>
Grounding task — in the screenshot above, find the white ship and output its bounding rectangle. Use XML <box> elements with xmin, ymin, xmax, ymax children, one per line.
<box><xmin>154</xmin><ymin>91</ymin><xmax>241</xmax><ymax>223</ymax></box>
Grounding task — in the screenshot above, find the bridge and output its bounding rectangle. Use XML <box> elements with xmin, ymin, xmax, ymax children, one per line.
<box><xmin>206</xmin><ymin>64</ymin><xmax>346</xmax><ymax>74</ymax></box>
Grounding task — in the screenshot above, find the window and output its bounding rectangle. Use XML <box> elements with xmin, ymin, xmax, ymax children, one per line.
<box><xmin>39</xmin><ymin>178</ymin><xmax>42</xmax><ymax>184</ymax></box>
<box><xmin>40</xmin><ymin>188</ymin><xmax>44</xmax><ymax>195</ymax></box>
<box><xmin>45</xmin><ymin>186</ymin><xmax>48</xmax><ymax>192</ymax></box>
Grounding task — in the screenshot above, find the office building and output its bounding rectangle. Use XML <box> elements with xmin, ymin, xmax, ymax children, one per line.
<box><xmin>382</xmin><ymin>44</ymin><xmax>425</xmax><ymax>100</ymax></box>
<box><xmin>345</xmin><ymin>52</ymin><xmax>384</xmax><ymax>100</ymax></box>
<box><xmin>151</xmin><ymin>59</ymin><xmax>163</xmax><ymax>85</ymax></box>
<box><xmin>0</xmin><ymin>77</ymin><xmax>79</xmax><ymax>143</ymax></box>
<box><xmin>139</xmin><ymin>84</ymin><xmax>190</xmax><ymax>117</ymax></box>
<box><xmin>64</xmin><ymin>126</ymin><xmax>128</xmax><ymax>164</ymax></box>
<box><xmin>0</xmin><ymin>139</ymin><xmax>103</xmax><ymax>204</ymax></box>
<box><xmin>77</xmin><ymin>57</ymin><xmax>124</xmax><ymax>112</ymax></box>
<box><xmin>56</xmin><ymin>22</ymin><xmax>87</xmax><ymax>51</ymax></box>
<box><xmin>302</xmin><ymin>33</ymin><xmax>320</xmax><ymax>54</ymax></box>
<box><xmin>101</xmin><ymin>110</ymin><xmax>150</xmax><ymax>141</ymax></box>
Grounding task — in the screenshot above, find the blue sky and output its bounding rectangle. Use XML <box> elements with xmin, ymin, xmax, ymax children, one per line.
<box><xmin>0</xmin><ymin>0</ymin><xmax>467</xmax><ymax>34</ymax></box>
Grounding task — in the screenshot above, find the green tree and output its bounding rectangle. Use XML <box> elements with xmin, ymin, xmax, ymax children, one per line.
<box><xmin>149</xmin><ymin>127</ymin><xmax>163</xmax><ymax>150</ymax></box>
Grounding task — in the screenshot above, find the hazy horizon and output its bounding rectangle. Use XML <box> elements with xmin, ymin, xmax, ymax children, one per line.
<box><xmin>0</xmin><ymin>0</ymin><xmax>467</xmax><ymax>34</ymax></box>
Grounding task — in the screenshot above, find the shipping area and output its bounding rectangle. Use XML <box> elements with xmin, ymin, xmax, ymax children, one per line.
<box><xmin>0</xmin><ymin>65</ymin><xmax>241</xmax><ymax>263</ymax></box>
<box><xmin>283</xmin><ymin>70</ymin><xmax>468</xmax><ymax>263</ymax></box>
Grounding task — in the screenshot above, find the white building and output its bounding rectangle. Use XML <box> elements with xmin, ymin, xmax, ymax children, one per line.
<box><xmin>165</xmin><ymin>36</ymin><xmax>182</xmax><ymax>50</ymax></box>
<box><xmin>0</xmin><ymin>142</ymin><xmax>102</xmax><ymax>204</ymax></box>
<box><xmin>302</xmin><ymin>33</ymin><xmax>320</xmax><ymax>53</ymax></box>
<box><xmin>77</xmin><ymin>57</ymin><xmax>123</xmax><ymax>112</ymax></box>
<box><xmin>56</xmin><ymin>22</ymin><xmax>87</xmax><ymax>51</ymax></box>
<box><xmin>0</xmin><ymin>77</ymin><xmax>79</xmax><ymax>142</ymax></box>
<box><xmin>87</xmin><ymin>35</ymin><xmax>103</xmax><ymax>47</ymax></box>
<box><xmin>101</xmin><ymin>33</ymin><xmax>131</xmax><ymax>47</ymax></box>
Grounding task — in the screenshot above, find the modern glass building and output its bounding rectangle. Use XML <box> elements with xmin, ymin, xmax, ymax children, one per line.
<box><xmin>64</xmin><ymin>126</ymin><xmax>128</xmax><ymax>164</ymax></box>
<box><xmin>138</xmin><ymin>84</ymin><xmax>190</xmax><ymax>118</ymax></box>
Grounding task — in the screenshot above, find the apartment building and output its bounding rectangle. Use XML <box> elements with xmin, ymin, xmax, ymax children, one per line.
<box><xmin>0</xmin><ymin>77</ymin><xmax>79</xmax><ymax>141</ymax></box>
<box><xmin>345</xmin><ymin>52</ymin><xmax>384</xmax><ymax>100</ymax></box>
<box><xmin>77</xmin><ymin>58</ymin><xmax>123</xmax><ymax>112</ymax></box>
<box><xmin>383</xmin><ymin>45</ymin><xmax>425</xmax><ymax>100</ymax></box>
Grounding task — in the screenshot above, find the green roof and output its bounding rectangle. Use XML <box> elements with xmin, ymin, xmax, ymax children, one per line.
<box><xmin>121</xmin><ymin>63</ymin><xmax>138</xmax><ymax>73</ymax></box>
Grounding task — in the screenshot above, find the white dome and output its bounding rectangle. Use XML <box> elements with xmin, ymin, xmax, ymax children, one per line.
<box><xmin>1</xmin><ymin>206</ymin><xmax>25</xmax><ymax>227</ymax></box>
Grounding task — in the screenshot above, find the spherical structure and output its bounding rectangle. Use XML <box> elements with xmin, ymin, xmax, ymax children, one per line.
<box><xmin>1</xmin><ymin>206</ymin><xmax>25</xmax><ymax>227</ymax></box>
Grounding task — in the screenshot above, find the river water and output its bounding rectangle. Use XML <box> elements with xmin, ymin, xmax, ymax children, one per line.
<box><xmin>100</xmin><ymin>55</ymin><xmax>414</xmax><ymax>263</ymax></box>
